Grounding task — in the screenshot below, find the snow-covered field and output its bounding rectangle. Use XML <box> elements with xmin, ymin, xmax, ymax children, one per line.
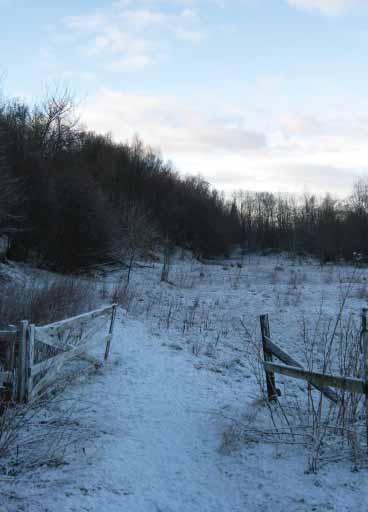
<box><xmin>1</xmin><ymin>254</ymin><xmax>367</xmax><ymax>511</ymax></box>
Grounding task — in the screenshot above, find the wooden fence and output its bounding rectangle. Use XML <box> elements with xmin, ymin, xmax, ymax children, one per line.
<box><xmin>0</xmin><ymin>304</ymin><xmax>117</xmax><ymax>403</ymax></box>
<box><xmin>260</xmin><ymin>309</ymin><xmax>368</xmax><ymax>444</ymax></box>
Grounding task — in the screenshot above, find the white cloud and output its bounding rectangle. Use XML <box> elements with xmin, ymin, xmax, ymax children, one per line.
<box><xmin>279</xmin><ymin>114</ymin><xmax>324</xmax><ymax>136</ymax></box>
<box><xmin>78</xmin><ymin>88</ymin><xmax>368</xmax><ymax>196</ymax></box>
<box><xmin>108</xmin><ymin>55</ymin><xmax>155</xmax><ymax>72</ymax></box>
<box><xmin>120</xmin><ymin>8</ymin><xmax>167</xmax><ymax>28</ymax></box>
<box><xmin>172</xmin><ymin>152</ymin><xmax>362</xmax><ymax>197</ymax></box>
<box><xmin>65</xmin><ymin>13</ymin><xmax>108</xmax><ymax>32</ymax></box>
<box><xmin>180</xmin><ymin>8</ymin><xmax>199</xmax><ymax>20</ymax></box>
<box><xmin>286</xmin><ymin>0</ymin><xmax>363</xmax><ymax>16</ymax></box>
<box><xmin>46</xmin><ymin>2</ymin><xmax>368</xmax><ymax>195</ymax></box>
<box><xmin>80</xmin><ymin>89</ymin><xmax>267</xmax><ymax>155</ymax></box>
<box><xmin>174</xmin><ymin>28</ymin><xmax>205</xmax><ymax>42</ymax></box>
<box><xmin>61</xmin><ymin>2</ymin><xmax>205</xmax><ymax>73</ymax></box>
<box><xmin>86</xmin><ymin>28</ymin><xmax>151</xmax><ymax>56</ymax></box>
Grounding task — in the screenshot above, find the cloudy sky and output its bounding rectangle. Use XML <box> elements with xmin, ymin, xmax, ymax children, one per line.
<box><xmin>1</xmin><ymin>0</ymin><xmax>368</xmax><ymax>195</ymax></box>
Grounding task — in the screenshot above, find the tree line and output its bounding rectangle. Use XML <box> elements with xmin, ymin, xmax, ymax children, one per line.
<box><xmin>0</xmin><ymin>92</ymin><xmax>238</xmax><ymax>271</ymax></box>
<box><xmin>232</xmin><ymin>186</ymin><xmax>368</xmax><ymax>262</ymax></box>
<box><xmin>1</xmin><ymin>90</ymin><xmax>368</xmax><ymax>271</ymax></box>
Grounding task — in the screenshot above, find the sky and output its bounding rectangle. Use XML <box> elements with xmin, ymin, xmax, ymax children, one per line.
<box><xmin>1</xmin><ymin>0</ymin><xmax>368</xmax><ymax>196</ymax></box>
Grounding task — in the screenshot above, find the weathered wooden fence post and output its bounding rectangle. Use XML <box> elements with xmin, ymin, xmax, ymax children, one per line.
<box><xmin>17</xmin><ymin>320</ymin><xmax>29</xmax><ymax>403</ymax></box>
<box><xmin>5</xmin><ymin>329</ymin><xmax>16</xmax><ymax>403</ymax></box>
<box><xmin>0</xmin><ymin>328</ymin><xmax>16</xmax><ymax>408</ymax></box>
<box><xmin>104</xmin><ymin>304</ymin><xmax>117</xmax><ymax>361</ymax></box>
<box><xmin>260</xmin><ymin>314</ymin><xmax>278</xmax><ymax>401</ymax></box>
<box><xmin>25</xmin><ymin>324</ymin><xmax>35</xmax><ymax>403</ymax></box>
<box><xmin>362</xmin><ymin>308</ymin><xmax>368</xmax><ymax>451</ymax></box>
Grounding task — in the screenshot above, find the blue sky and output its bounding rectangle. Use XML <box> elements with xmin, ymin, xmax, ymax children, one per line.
<box><xmin>1</xmin><ymin>0</ymin><xmax>368</xmax><ymax>195</ymax></box>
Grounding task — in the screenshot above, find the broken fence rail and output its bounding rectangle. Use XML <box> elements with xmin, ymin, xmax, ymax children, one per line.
<box><xmin>260</xmin><ymin>312</ymin><xmax>367</xmax><ymax>403</ymax></box>
<box><xmin>263</xmin><ymin>362</ymin><xmax>365</xmax><ymax>395</ymax></box>
<box><xmin>260</xmin><ymin>310</ymin><xmax>368</xmax><ymax>450</ymax></box>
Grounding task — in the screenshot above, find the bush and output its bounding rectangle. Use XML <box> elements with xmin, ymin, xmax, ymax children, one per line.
<box><xmin>0</xmin><ymin>274</ymin><xmax>99</xmax><ymax>326</ymax></box>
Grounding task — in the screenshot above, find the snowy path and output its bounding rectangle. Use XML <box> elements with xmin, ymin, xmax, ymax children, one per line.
<box><xmin>12</xmin><ymin>315</ymin><xmax>250</xmax><ymax>512</ymax></box>
<box><xmin>93</xmin><ymin>318</ymin><xmax>248</xmax><ymax>512</ymax></box>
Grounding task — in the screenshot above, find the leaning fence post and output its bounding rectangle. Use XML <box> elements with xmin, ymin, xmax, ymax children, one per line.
<box><xmin>362</xmin><ymin>308</ymin><xmax>368</xmax><ymax>451</ymax></box>
<box><xmin>17</xmin><ymin>320</ymin><xmax>29</xmax><ymax>403</ymax></box>
<box><xmin>260</xmin><ymin>314</ymin><xmax>278</xmax><ymax>401</ymax></box>
<box><xmin>25</xmin><ymin>324</ymin><xmax>35</xmax><ymax>403</ymax></box>
<box><xmin>104</xmin><ymin>304</ymin><xmax>117</xmax><ymax>361</ymax></box>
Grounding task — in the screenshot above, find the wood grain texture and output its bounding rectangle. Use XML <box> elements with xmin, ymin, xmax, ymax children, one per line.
<box><xmin>264</xmin><ymin>362</ymin><xmax>365</xmax><ymax>394</ymax></box>
<box><xmin>264</xmin><ymin>336</ymin><xmax>339</xmax><ymax>403</ymax></box>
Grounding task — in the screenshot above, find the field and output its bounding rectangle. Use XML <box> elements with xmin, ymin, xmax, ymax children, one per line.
<box><xmin>0</xmin><ymin>253</ymin><xmax>367</xmax><ymax>511</ymax></box>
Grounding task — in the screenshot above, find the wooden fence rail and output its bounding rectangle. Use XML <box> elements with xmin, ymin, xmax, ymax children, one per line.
<box><xmin>260</xmin><ymin>309</ymin><xmax>368</xmax><ymax>446</ymax></box>
<box><xmin>264</xmin><ymin>362</ymin><xmax>365</xmax><ymax>395</ymax></box>
<box><xmin>260</xmin><ymin>319</ymin><xmax>339</xmax><ymax>403</ymax></box>
<box><xmin>0</xmin><ymin>304</ymin><xmax>117</xmax><ymax>404</ymax></box>
<box><xmin>260</xmin><ymin>311</ymin><xmax>367</xmax><ymax>402</ymax></box>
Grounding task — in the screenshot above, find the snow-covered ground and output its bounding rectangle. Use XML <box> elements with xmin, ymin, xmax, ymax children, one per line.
<box><xmin>1</xmin><ymin>254</ymin><xmax>367</xmax><ymax>511</ymax></box>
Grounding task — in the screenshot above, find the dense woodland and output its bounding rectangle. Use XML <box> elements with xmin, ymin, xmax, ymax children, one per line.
<box><xmin>1</xmin><ymin>91</ymin><xmax>368</xmax><ymax>272</ymax></box>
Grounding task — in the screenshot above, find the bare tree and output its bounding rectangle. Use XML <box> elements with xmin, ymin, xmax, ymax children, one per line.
<box><xmin>0</xmin><ymin>157</ymin><xmax>20</xmax><ymax>234</ymax></box>
<box><xmin>351</xmin><ymin>178</ymin><xmax>368</xmax><ymax>213</ymax></box>
<box><xmin>120</xmin><ymin>203</ymin><xmax>159</xmax><ymax>286</ymax></box>
<box><xmin>30</xmin><ymin>87</ymin><xmax>78</xmax><ymax>157</ymax></box>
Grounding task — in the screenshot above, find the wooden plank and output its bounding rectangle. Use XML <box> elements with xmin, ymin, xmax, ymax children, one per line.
<box><xmin>260</xmin><ymin>315</ymin><xmax>278</xmax><ymax>401</ymax></box>
<box><xmin>25</xmin><ymin>324</ymin><xmax>35</xmax><ymax>402</ymax></box>
<box><xmin>104</xmin><ymin>305</ymin><xmax>117</xmax><ymax>361</ymax></box>
<box><xmin>30</xmin><ymin>333</ymin><xmax>112</xmax><ymax>377</ymax></box>
<box><xmin>30</xmin><ymin>355</ymin><xmax>61</xmax><ymax>377</ymax></box>
<box><xmin>34</xmin><ymin>322</ymin><xmax>104</xmax><ymax>349</ymax></box>
<box><xmin>17</xmin><ymin>320</ymin><xmax>28</xmax><ymax>403</ymax></box>
<box><xmin>33</xmin><ymin>305</ymin><xmax>115</xmax><ymax>355</ymax></box>
<box><xmin>31</xmin><ymin>345</ymin><xmax>79</xmax><ymax>377</ymax></box>
<box><xmin>77</xmin><ymin>353</ymin><xmax>102</xmax><ymax>368</ymax></box>
<box><xmin>36</xmin><ymin>305</ymin><xmax>114</xmax><ymax>334</ymax></box>
<box><xmin>30</xmin><ymin>336</ymin><xmax>105</xmax><ymax>398</ymax></box>
<box><xmin>26</xmin><ymin>304</ymin><xmax>116</xmax><ymax>400</ymax></box>
<box><xmin>264</xmin><ymin>336</ymin><xmax>303</xmax><ymax>367</ymax></box>
<box><xmin>33</xmin><ymin>328</ymin><xmax>69</xmax><ymax>348</ymax></box>
<box><xmin>264</xmin><ymin>362</ymin><xmax>365</xmax><ymax>394</ymax></box>
<box><xmin>264</xmin><ymin>336</ymin><xmax>339</xmax><ymax>403</ymax></box>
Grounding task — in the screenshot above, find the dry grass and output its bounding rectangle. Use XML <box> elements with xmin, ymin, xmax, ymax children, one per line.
<box><xmin>0</xmin><ymin>269</ymin><xmax>110</xmax><ymax>478</ymax></box>
<box><xmin>0</xmin><ymin>395</ymin><xmax>98</xmax><ymax>476</ymax></box>
<box><xmin>0</xmin><ymin>274</ymin><xmax>100</xmax><ymax>327</ymax></box>
<box><xmin>238</xmin><ymin>302</ymin><xmax>367</xmax><ymax>473</ymax></box>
